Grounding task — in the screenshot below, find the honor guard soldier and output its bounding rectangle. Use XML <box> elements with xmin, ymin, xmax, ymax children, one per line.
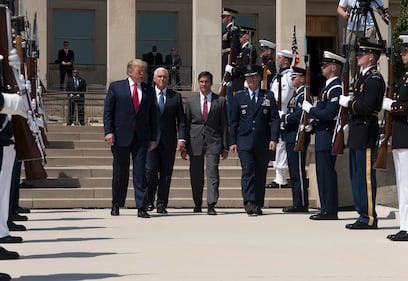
<box><xmin>259</xmin><ymin>39</ymin><xmax>277</xmax><ymax>87</ymax></box>
<box><xmin>302</xmin><ymin>51</ymin><xmax>346</xmax><ymax>220</ymax></box>
<box><xmin>382</xmin><ymin>35</ymin><xmax>408</xmax><ymax>240</ymax></box>
<box><xmin>225</xmin><ymin>27</ymin><xmax>257</xmax><ymax>93</ymax></box>
<box><xmin>221</xmin><ymin>8</ymin><xmax>241</xmax><ymax>74</ymax></box>
<box><xmin>281</xmin><ymin>67</ymin><xmax>311</xmax><ymax>213</ymax></box>
<box><xmin>266</xmin><ymin>50</ymin><xmax>294</xmax><ymax>189</ymax></box>
<box><xmin>339</xmin><ymin>39</ymin><xmax>385</xmax><ymax>229</ymax></box>
<box><xmin>229</xmin><ymin>65</ymin><xmax>280</xmax><ymax>216</ymax></box>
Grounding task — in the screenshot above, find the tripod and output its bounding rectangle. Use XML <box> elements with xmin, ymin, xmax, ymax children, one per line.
<box><xmin>342</xmin><ymin>0</ymin><xmax>389</xmax><ymax>84</ymax></box>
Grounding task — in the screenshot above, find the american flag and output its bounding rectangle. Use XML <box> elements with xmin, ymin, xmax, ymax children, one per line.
<box><xmin>291</xmin><ymin>25</ymin><xmax>300</xmax><ymax>66</ymax></box>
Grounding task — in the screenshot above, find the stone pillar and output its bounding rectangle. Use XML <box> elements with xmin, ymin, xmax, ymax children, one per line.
<box><xmin>20</xmin><ymin>0</ymin><xmax>47</xmax><ymax>87</ymax></box>
<box><xmin>106</xmin><ymin>0</ymin><xmax>136</xmax><ymax>86</ymax></box>
<box><xmin>192</xmin><ymin>0</ymin><xmax>221</xmax><ymax>91</ymax></box>
<box><xmin>276</xmin><ymin>0</ymin><xmax>305</xmax><ymax>64</ymax></box>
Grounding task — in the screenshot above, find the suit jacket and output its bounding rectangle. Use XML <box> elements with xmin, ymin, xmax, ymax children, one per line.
<box><xmin>185</xmin><ymin>93</ymin><xmax>228</xmax><ymax>156</ymax></box>
<box><xmin>165</xmin><ymin>54</ymin><xmax>182</xmax><ymax>69</ymax></box>
<box><xmin>145</xmin><ymin>52</ymin><xmax>164</xmax><ymax>66</ymax></box>
<box><xmin>66</xmin><ymin>76</ymin><xmax>86</xmax><ymax>97</ymax></box>
<box><xmin>57</xmin><ymin>49</ymin><xmax>74</xmax><ymax>70</ymax></box>
<box><xmin>229</xmin><ymin>88</ymin><xmax>280</xmax><ymax>152</ymax></box>
<box><xmin>103</xmin><ymin>79</ymin><xmax>157</xmax><ymax>147</ymax></box>
<box><xmin>154</xmin><ymin>89</ymin><xmax>186</xmax><ymax>150</ymax></box>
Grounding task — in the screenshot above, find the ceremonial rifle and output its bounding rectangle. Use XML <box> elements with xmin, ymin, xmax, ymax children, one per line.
<box><xmin>219</xmin><ymin>49</ymin><xmax>232</xmax><ymax>97</ymax></box>
<box><xmin>374</xmin><ymin>23</ymin><xmax>394</xmax><ymax>169</ymax></box>
<box><xmin>294</xmin><ymin>43</ymin><xmax>311</xmax><ymax>152</ymax></box>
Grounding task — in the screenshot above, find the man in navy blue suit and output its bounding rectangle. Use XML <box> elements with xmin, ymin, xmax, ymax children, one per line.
<box><xmin>104</xmin><ymin>59</ymin><xmax>157</xmax><ymax>218</ymax></box>
<box><xmin>145</xmin><ymin>67</ymin><xmax>186</xmax><ymax>214</ymax></box>
<box><xmin>229</xmin><ymin>65</ymin><xmax>280</xmax><ymax>216</ymax></box>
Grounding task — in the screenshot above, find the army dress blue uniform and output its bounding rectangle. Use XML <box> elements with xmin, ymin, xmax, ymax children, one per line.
<box><xmin>346</xmin><ymin>66</ymin><xmax>385</xmax><ymax>227</ymax></box>
<box><xmin>282</xmin><ymin>84</ymin><xmax>311</xmax><ymax>209</ymax></box>
<box><xmin>230</xmin><ymin>86</ymin><xmax>280</xmax><ymax>211</ymax></box>
<box><xmin>309</xmin><ymin>77</ymin><xmax>342</xmax><ymax>216</ymax></box>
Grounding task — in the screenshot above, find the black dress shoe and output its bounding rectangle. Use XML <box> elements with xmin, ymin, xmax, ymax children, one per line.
<box><xmin>265</xmin><ymin>181</ymin><xmax>289</xmax><ymax>188</ymax></box>
<box><xmin>283</xmin><ymin>206</ymin><xmax>309</xmax><ymax>213</ymax></box>
<box><xmin>16</xmin><ymin>207</ymin><xmax>30</xmax><ymax>214</ymax></box>
<box><xmin>193</xmin><ymin>206</ymin><xmax>202</xmax><ymax>213</ymax></box>
<box><xmin>157</xmin><ymin>206</ymin><xmax>168</xmax><ymax>214</ymax></box>
<box><xmin>0</xmin><ymin>247</ymin><xmax>19</xmax><ymax>260</ymax></box>
<box><xmin>146</xmin><ymin>203</ymin><xmax>155</xmax><ymax>212</ymax></box>
<box><xmin>0</xmin><ymin>235</ymin><xmax>23</xmax><ymax>243</ymax></box>
<box><xmin>309</xmin><ymin>212</ymin><xmax>338</xmax><ymax>220</ymax></box>
<box><xmin>244</xmin><ymin>202</ymin><xmax>255</xmax><ymax>215</ymax></box>
<box><xmin>8</xmin><ymin>221</ymin><xmax>27</xmax><ymax>231</ymax></box>
<box><xmin>11</xmin><ymin>214</ymin><xmax>28</xmax><ymax>221</ymax></box>
<box><xmin>345</xmin><ymin>220</ymin><xmax>378</xmax><ymax>230</ymax></box>
<box><xmin>137</xmin><ymin>208</ymin><xmax>151</xmax><ymax>218</ymax></box>
<box><xmin>0</xmin><ymin>272</ymin><xmax>11</xmax><ymax>281</ymax></box>
<box><xmin>387</xmin><ymin>230</ymin><xmax>408</xmax><ymax>241</ymax></box>
<box><xmin>254</xmin><ymin>206</ymin><xmax>263</xmax><ymax>216</ymax></box>
<box><xmin>111</xmin><ymin>206</ymin><xmax>119</xmax><ymax>216</ymax></box>
<box><xmin>207</xmin><ymin>206</ymin><xmax>217</xmax><ymax>215</ymax></box>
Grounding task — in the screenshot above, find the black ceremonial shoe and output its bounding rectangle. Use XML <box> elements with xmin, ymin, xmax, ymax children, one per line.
<box><xmin>137</xmin><ymin>208</ymin><xmax>151</xmax><ymax>218</ymax></box>
<box><xmin>0</xmin><ymin>235</ymin><xmax>23</xmax><ymax>243</ymax></box>
<box><xmin>282</xmin><ymin>206</ymin><xmax>309</xmax><ymax>213</ymax></box>
<box><xmin>387</xmin><ymin>230</ymin><xmax>408</xmax><ymax>241</ymax></box>
<box><xmin>309</xmin><ymin>212</ymin><xmax>338</xmax><ymax>220</ymax></box>
<box><xmin>8</xmin><ymin>221</ymin><xmax>27</xmax><ymax>231</ymax></box>
<box><xmin>345</xmin><ymin>220</ymin><xmax>378</xmax><ymax>230</ymax></box>
<box><xmin>0</xmin><ymin>273</ymin><xmax>11</xmax><ymax>281</ymax></box>
<box><xmin>0</xmin><ymin>247</ymin><xmax>19</xmax><ymax>260</ymax></box>
<box><xmin>110</xmin><ymin>206</ymin><xmax>119</xmax><ymax>216</ymax></box>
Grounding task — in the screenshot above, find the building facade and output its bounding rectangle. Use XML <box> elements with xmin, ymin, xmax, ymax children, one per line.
<box><xmin>19</xmin><ymin>0</ymin><xmax>399</xmax><ymax>91</ymax></box>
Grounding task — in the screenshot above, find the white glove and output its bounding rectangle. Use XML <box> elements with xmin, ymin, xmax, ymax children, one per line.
<box><xmin>339</xmin><ymin>95</ymin><xmax>351</xmax><ymax>107</ymax></box>
<box><xmin>382</xmin><ymin>97</ymin><xmax>395</xmax><ymax>111</ymax></box>
<box><xmin>302</xmin><ymin>101</ymin><xmax>313</xmax><ymax>113</ymax></box>
<box><xmin>8</xmin><ymin>48</ymin><xmax>20</xmax><ymax>68</ymax></box>
<box><xmin>1</xmin><ymin>93</ymin><xmax>28</xmax><ymax>118</ymax></box>
<box><xmin>278</xmin><ymin>110</ymin><xmax>284</xmax><ymax>118</ymax></box>
<box><xmin>225</xmin><ymin>64</ymin><xmax>233</xmax><ymax>74</ymax></box>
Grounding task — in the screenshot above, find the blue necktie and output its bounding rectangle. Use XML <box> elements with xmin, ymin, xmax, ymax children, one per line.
<box><xmin>159</xmin><ymin>92</ymin><xmax>165</xmax><ymax>113</ymax></box>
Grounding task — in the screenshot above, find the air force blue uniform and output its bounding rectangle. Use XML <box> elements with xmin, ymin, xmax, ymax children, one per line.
<box><xmin>282</xmin><ymin>85</ymin><xmax>310</xmax><ymax>208</ymax></box>
<box><xmin>309</xmin><ymin>77</ymin><xmax>342</xmax><ymax>215</ymax></box>
<box><xmin>230</xmin><ymin>88</ymin><xmax>280</xmax><ymax>208</ymax></box>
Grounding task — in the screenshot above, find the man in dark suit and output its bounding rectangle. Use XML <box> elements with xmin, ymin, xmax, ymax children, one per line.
<box><xmin>145</xmin><ymin>45</ymin><xmax>164</xmax><ymax>85</ymax></box>
<box><xmin>165</xmin><ymin>47</ymin><xmax>182</xmax><ymax>87</ymax></box>
<box><xmin>146</xmin><ymin>67</ymin><xmax>186</xmax><ymax>214</ymax></box>
<box><xmin>229</xmin><ymin>65</ymin><xmax>280</xmax><ymax>216</ymax></box>
<box><xmin>56</xmin><ymin>41</ymin><xmax>74</xmax><ymax>90</ymax></box>
<box><xmin>65</xmin><ymin>69</ymin><xmax>86</xmax><ymax>126</ymax></box>
<box><xmin>103</xmin><ymin>59</ymin><xmax>157</xmax><ymax>218</ymax></box>
<box><xmin>181</xmin><ymin>71</ymin><xmax>228</xmax><ymax>215</ymax></box>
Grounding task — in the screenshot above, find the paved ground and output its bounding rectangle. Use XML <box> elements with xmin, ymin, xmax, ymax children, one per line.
<box><xmin>1</xmin><ymin>206</ymin><xmax>406</xmax><ymax>281</ymax></box>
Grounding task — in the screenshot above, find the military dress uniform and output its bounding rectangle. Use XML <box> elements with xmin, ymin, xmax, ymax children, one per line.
<box><xmin>281</xmin><ymin>68</ymin><xmax>311</xmax><ymax>211</ymax></box>
<box><xmin>383</xmin><ymin>35</ymin><xmax>408</xmax><ymax>240</ymax></box>
<box><xmin>229</xmin><ymin>65</ymin><xmax>280</xmax><ymax>215</ymax></box>
<box><xmin>259</xmin><ymin>39</ymin><xmax>277</xmax><ymax>86</ymax></box>
<box><xmin>268</xmin><ymin>50</ymin><xmax>294</xmax><ymax>187</ymax></box>
<box><xmin>309</xmin><ymin>76</ymin><xmax>342</xmax><ymax>218</ymax></box>
<box><xmin>221</xmin><ymin>9</ymin><xmax>241</xmax><ymax>74</ymax></box>
<box><xmin>343</xmin><ymin>42</ymin><xmax>385</xmax><ymax>229</ymax></box>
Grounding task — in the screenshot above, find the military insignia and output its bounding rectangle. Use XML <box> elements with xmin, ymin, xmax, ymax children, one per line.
<box><xmin>360</xmin><ymin>84</ymin><xmax>364</xmax><ymax>93</ymax></box>
<box><xmin>241</xmin><ymin>109</ymin><xmax>247</xmax><ymax>115</ymax></box>
<box><xmin>263</xmin><ymin>108</ymin><xmax>268</xmax><ymax>114</ymax></box>
<box><xmin>262</xmin><ymin>99</ymin><xmax>270</xmax><ymax>106</ymax></box>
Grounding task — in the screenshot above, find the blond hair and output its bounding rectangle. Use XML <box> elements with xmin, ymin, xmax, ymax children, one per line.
<box><xmin>127</xmin><ymin>59</ymin><xmax>147</xmax><ymax>75</ymax></box>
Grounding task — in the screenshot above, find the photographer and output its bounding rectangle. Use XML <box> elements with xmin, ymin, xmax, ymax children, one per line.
<box><xmin>337</xmin><ymin>0</ymin><xmax>387</xmax><ymax>81</ymax></box>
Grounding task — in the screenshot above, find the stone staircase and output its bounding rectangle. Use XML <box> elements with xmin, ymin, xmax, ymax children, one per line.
<box><xmin>19</xmin><ymin>124</ymin><xmax>317</xmax><ymax>209</ymax></box>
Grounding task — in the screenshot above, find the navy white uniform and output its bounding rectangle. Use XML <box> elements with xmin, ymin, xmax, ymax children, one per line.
<box><xmin>230</xmin><ymin>67</ymin><xmax>280</xmax><ymax>211</ymax></box>
<box><xmin>346</xmin><ymin>66</ymin><xmax>385</xmax><ymax>227</ymax></box>
<box><xmin>282</xmin><ymin>84</ymin><xmax>310</xmax><ymax>209</ymax></box>
<box><xmin>309</xmin><ymin>77</ymin><xmax>342</xmax><ymax>216</ymax></box>
<box><xmin>270</xmin><ymin>56</ymin><xmax>294</xmax><ymax>186</ymax></box>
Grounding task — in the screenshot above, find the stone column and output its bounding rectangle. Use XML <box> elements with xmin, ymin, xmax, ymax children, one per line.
<box><xmin>106</xmin><ymin>0</ymin><xmax>136</xmax><ymax>86</ymax></box>
<box><xmin>21</xmin><ymin>0</ymin><xmax>47</xmax><ymax>87</ymax></box>
<box><xmin>276</xmin><ymin>0</ymin><xmax>305</xmax><ymax>64</ymax></box>
<box><xmin>192</xmin><ymin>0</ymin><xmax>221</xmax><ymax>91</ymax></box>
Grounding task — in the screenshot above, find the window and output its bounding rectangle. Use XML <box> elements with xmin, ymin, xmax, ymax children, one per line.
<box><xmin>54</xmin><ymin>10</ymin><xmax>94</xmax><ymax>64</ymax></box>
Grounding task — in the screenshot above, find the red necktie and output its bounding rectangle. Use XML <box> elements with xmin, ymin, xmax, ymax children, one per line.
<box><xmin>132</xmin><ymin>83</ymin><xmax>139</xmax><ymax>111</ymax></box>
<box><xmin>202</xmin><ymin>96</ymin><xmax>208</xmax><ymax>122</ymax></box>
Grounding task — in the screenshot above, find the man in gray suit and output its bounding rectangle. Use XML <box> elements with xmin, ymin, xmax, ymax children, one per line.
<box><xmin>181</xmin><ymin>71</ymin><xmax>229</xmax><ymax>215</ymax></box>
